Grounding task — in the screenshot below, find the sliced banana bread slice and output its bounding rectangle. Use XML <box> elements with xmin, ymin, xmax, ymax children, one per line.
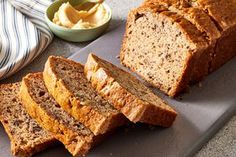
<box><xmin>0</xmin><ymin>83</ymin><xmax>55</xmax><ymax>157</ymax></box>
<box><xmin>43</xmin><ymin>56</ymin><xmax>126</xmax><ymax>135</ymax></box>
<box><xmin>84</xmin><ymin>53</ymin><xmax>177</xmax><ymax>127</ymax></box>
<box><xmin>20</xmin><ymin>73</ymin><xmax>95</xmax><ymax>156</ymax></box>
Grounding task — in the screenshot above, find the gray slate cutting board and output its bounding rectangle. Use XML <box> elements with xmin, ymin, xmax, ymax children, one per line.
<box><xmin>1</xmin><ymin>23</ymin><xmax>236</xmax><ymax>157</ymax></box>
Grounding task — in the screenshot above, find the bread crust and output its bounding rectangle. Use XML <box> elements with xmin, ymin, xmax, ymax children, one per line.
<box><xmin>210</xmin><ymin>26</ymin><xmax>236</xmax><ymax>72</ymax></box>
<box><xmin>196</xmin><ymin>0</ymin><xmax>236</xmax><ymax>30</ymax></box>
<box><xmin>43</xmin><ymin>56</ymin><xmax>126</xmax><ymax>135</ymax></box>
<box><xmin>196</xmin><ymin>0</ymin><xmax>236</xmax><ymax>76</ymax></box>
<box><xmin>20</xmin><ymin>73</ymin><xmax>94</xmax><ymax>156</ymax></box>
<box><xmin>85</xmin><ymin>54</ymin><xmax>177</xmax><ymax>127</ymax></box>
<box><xmin>144</xmin><ymin>0</ymin><xmax>236</xmax><ymax>30</ymax></box>
<box><xmin>0</xmin><ymin>83</ymin><xmax>56</xmax><ymax>157</ymax></box>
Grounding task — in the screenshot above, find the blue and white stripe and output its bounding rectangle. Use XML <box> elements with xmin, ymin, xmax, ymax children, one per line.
<box><xmin>0</xmin><ymin>0</ymin><xmax>52</xmax><ymax>79</ymax></box>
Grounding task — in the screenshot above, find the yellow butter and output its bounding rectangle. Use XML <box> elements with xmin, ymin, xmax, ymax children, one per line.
<box><xmin>52</xmin><ymin>2</ymin><xmax>109</xmax><ymax>29</ymax></box>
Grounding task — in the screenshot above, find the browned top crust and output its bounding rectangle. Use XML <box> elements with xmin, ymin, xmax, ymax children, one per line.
<box><xmin>196</xmin><ymin>0</ymin><xmax>236</xmax><ymax>30</ymax></box>
<box><xmin>145</xmin><ymin>0</ymin><xmax>236</xmax><ymax>30</ymax></box>
<box><xmin>143</xmin><ymin>0</ymin><xmax>191</xmax><ymax>8</ymax></box>
<box><xmin>143</xmin><ymin>0</ymin><xmax>221</xmax><ymax>41</ymax></box>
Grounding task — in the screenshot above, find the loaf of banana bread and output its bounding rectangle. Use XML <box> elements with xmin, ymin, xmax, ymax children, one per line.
<box><xmin>120</xmin><ymin>0</ymin><xmax>236</xmax><ymax>97</ymax></box>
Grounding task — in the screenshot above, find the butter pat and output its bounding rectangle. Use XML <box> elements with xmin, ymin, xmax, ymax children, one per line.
<box><xmin>53</xmin><ymin>2</ymin><xmax>109</xmax><ymax>29</ymax></box>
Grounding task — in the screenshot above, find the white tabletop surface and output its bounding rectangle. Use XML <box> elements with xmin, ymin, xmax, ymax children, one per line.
<box><xmin>0</xmin><ymin>0</ymin><xmax>236</xmax><ymax>156</ymax></box>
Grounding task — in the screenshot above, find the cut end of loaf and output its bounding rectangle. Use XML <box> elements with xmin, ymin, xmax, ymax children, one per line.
<box><xmin>85</xmin><ymin>53</ymin><xmax>177</xmax><ymax>127</ymax></box>
<box><xmin>120</xmin><ymin>4</ymin><xmax>209</xmax><ymax>97</ymax></box>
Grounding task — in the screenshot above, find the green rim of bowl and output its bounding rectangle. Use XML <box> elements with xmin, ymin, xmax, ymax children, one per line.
<box><xmin>45</xmin><ymin>1</ymin><xmax>112</xmax><ymax>32</ymax></box>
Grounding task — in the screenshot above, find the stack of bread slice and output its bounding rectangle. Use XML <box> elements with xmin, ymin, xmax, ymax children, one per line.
<box><xmin>0</xmin><ymin>54</ymin><xmax>177</xmax><ymax>156</ymax></box>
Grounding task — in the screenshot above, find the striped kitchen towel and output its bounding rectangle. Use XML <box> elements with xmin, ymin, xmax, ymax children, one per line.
<box><xmin>0</xmin><ymin>0</ymin><xmax>52</xmax><ymax>79</ymax></box>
